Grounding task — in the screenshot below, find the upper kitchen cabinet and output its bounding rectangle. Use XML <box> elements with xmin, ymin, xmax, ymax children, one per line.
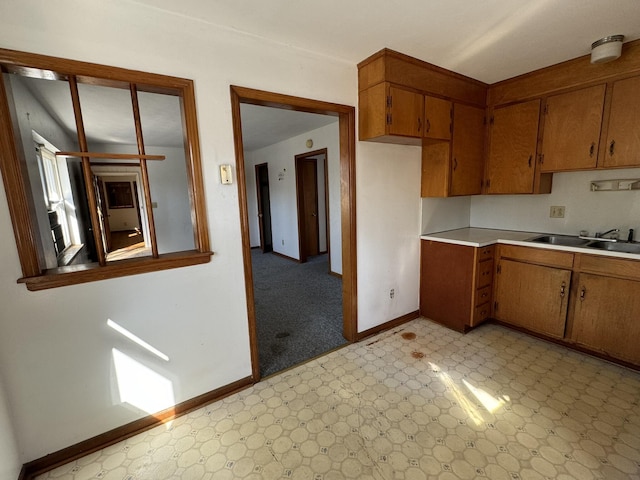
<box><xmin>451</xmin><ymin>104</ymin><xmax>485</xmax><ymax>196</ymax></box>
<box><xmin>359</xmin><ymin>82</ymin><xmax>424</xmax><ymax>143</ymax></box>
<box><xmin>601</xmin><ymin>75</ymin><xmax>640</xmax><ymax>168</ymax></box>
<box><xmin>421</xmin><ymin>103</ymin><xmax>484</xmax><ymax>197</ymax></box>
<box><xmin>540</xmin><ymin>84</ymin><xmax>606</xmax><ymax>172</ymax></box>
<box><xmin>423</xmin><ymin>96</ymin><xmax>452</xmax><ymax>140</ymax></box>
<box><xmin>485</xmin><ymin>99</ymin><xmax>542</xmax><ymax>194</ymax></box>
<box><xmin>358</xmin><ymin>49</ymin><xmax>487</xmax><ymax>147</ymax></box>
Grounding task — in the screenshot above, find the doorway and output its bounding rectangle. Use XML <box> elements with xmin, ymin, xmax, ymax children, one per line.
<box><xmin>255</xmin><ymin>163</ymin><xmax>273</xmax><ymax>253</ymax></box>
<box><xmin>296</xmin><ymin>149</ymin><xmax>330</xmax><ymax>263</ymax></box>
<box><xmin>230</xmin><ymin>86</ymin><xmax>357</xmax><ymax>381</ymax></box>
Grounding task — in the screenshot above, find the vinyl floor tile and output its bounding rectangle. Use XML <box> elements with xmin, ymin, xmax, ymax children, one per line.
<box><xmin>37</xmin><ymin>319</ymin><xmax>640</xmax><ymax>480</ymax></box>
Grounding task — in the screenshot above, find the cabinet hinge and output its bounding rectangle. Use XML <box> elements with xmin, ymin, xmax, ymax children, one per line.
<box><xmin>494</xmin><ymin>301</ymin><xmax>498</xmax><ymax>312</ymax></box>
<box><xmin>497</xmin><ymin>264</ymin><xmax>501</xmax><ymax>274</ymax></box>
<box><xmin>489</xmin><ymin>116</ymin><xmax>494</xmax><ymax>125</ymax></box>
<box><xmin>544</xmin><ymin>104</ymin><xmax>549</xmax><ymax>115</ymax></box>
<box><xmin>386</xmin><ymin>95</ymin><xmax>392</xmax><ymax>108</ymax></box>
<box><xmin>386</xmin><ymin>113</ymin><xmax>392</xmax><ymax>125</ymax></box>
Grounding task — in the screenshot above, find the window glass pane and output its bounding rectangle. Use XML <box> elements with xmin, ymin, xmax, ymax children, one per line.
<box><xmin>3</xmin><ymin>72</ymin><xmax>96</xmax><ymax>268</ymax></box>
<box><xmin>138</xmin><ymin>91</ymin><xmax>196</xmax><ymax>253</ymax></box>
<box><xmin>77</xmin><ymin>83</ymin><xmax>137</xmax><ymax>151</ymax></box>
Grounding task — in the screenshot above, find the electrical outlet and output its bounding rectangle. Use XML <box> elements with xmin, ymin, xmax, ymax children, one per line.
<box><xmin>550</xmin><ymin>206</ymin><xmax>565</xmax><ymax>218</ymax></box>
<box><xmin>390</xmin><ymin>288</ymin><xmax>395</xmax><ymax>299</ymax></box>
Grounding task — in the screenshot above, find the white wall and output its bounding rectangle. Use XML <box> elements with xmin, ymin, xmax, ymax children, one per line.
<box><xmin>0</xmin><ymin>373</ymin><xmax>20</xmax><ymax>480</ymax></box>
<box><xmin>421</xmin><ymin>196</ymin><xmax>472</xmax><ymax>234</ymax></box>
<box><xmin>244</xmin><ymin>123</ymin><xmax>341</xmax><ymax>272</ymax></box>
<box><xmin>0</xmin><ymin>0</ymin><xmax>422</xmax><ymax>463</ymax></box>
<box><xmin>356</xmin><ymin>142</ymin><xmax>422</xmax><ymax>332</ymax></box>
<box><xmin>471</xmin><ymin>168</ymin><xmax>640</xmax><ymax>236</ymax></box>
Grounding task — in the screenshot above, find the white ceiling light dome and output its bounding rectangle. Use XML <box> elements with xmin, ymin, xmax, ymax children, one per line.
<box><xmin>591</xmin><ymin>35</ymin><xmax>624</xmax><ymax>64</ymax></box>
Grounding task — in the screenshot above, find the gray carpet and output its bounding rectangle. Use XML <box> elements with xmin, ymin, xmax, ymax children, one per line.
<box><xmin>251</xmin><ymin>250</ymin><xmax>346</xmax><ymax>377</ymax></box>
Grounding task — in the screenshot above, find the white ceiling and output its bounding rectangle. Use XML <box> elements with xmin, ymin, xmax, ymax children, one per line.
<box><xmin>130</xmin><ymin>0</ymin><xmax>640</xmax><ymax>84</ymax></box>
<box><xmin>17</xmin><ymin>1</ymin><xmax>640</xmax><ymax>150</ymax></box>
<box><xmin>240</xmin><ymin>104</ymin><xmax>338</xmax><ymax>151</ymax></box>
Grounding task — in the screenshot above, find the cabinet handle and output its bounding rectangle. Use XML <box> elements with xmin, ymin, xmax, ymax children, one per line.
<box><xmin>453</xmin><ymin>158</ymin><xmax>458</xmax><ymax>171</ymax></box>
<box><xmin>609</xmin><ymin>140</ymin><xmax>615</xmax><ymax>156</ymax></box>
<box><xmin>589</xmin><ymin>142</ymin><xmax>595</xmax><ymax>158</ymax></box>
<box><xmin>580</xmin><ymin>287</ymin><xmax>586</xmax><ymax>301</ymax></box>
<box><xmin>528</xmin><ymin>155</ymin><xmax>532</xmax><ymax>168</ymax></box>
<box><xmin>426</xmin><ymin>119</ymin><xmax>431</xmax><ymax>133</ymax></box>
<box><xmin>560</xmin><ymin>281</ymin><xmax>566</xmax><ymax>298</ymax></box>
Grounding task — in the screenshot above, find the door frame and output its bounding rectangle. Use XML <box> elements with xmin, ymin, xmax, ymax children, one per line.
<box><xmin>254</xmin><ymin>162</ymin><xmax>273</xmax><ymax>253</ymax></box>
<box><xmin>295</xmin><ymin>149</ymin><xmax>328</xmax><ymax>263</ymax></box>
<box><xmin>230</xmin><ymin>85</ymin><xmax>357</xmax><ymax>381</ymax></box>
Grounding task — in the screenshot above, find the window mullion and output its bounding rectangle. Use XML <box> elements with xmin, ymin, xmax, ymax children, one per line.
<box><xmin>130</xmin><ymin>83</ymin><xmax>159</xmax><ymax>258</ymax></box>
<box><xmin>68</xmin><ymin>75</ymin><xmax>107</xmax><ymax>266</ymax></box>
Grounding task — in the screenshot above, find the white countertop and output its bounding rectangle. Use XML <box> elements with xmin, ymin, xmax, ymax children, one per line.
<box><xmin>421</xmin><ymin>228</ymin><xmax>640</xmax><ymax>261</ymax></box>
<box><xmin>420</xmin><ymin>228</ymin><xmax>536</xmax><ymax>247</ymax></box>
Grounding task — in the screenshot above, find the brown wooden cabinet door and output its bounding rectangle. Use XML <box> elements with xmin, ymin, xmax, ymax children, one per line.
<box><xmin>486</xmin><ymin>100</ymin><xmax>540</xmax><ymax>194</ymax></box>
<box><xmin>358</xmin><ymin>82</ymin><xmax>387</xmax><ymax>141</ymax></box>
<box><xmin>420</xmin><ymin>240</ymin><xmax>474</xmax><ymax>332</ymax></box>
<box><xmin>388</xmin><ymin>85</ymin><xmax>424</xmax><ymax>137</ymax></box>
<box><xmin>494</xmin><ymin>259</ymin><xmax>571</xmax><ymax>338</ymax></box>
<box><xmin>423</xmin><ymin>96</ymin><xmax>451</xmax><ymax>140</ymax></box>
<box><xmin>602</xmin><ymin>76</ymin><xmax>640</xmax><ymax>168</ymax></box>
<box><xmin>571</xmin><ymin>273</ymin><xmax>640</xmax><ymax>365</ymax></box>
<box><xmin>541</xmin><ymin>84</ymin><xmax>605</xmax><ymax>172</ymax></box>
<box><xmin>451</xmin><ymin>104</ymin><xmax>485</xmax><ymax>196</ymax></box>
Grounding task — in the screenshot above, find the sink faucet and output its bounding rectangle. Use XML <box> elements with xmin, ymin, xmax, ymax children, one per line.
<box><xmin>596</xmin><ymin>228</ymin><xmax>619</xmax><ymax>240</ymax></box>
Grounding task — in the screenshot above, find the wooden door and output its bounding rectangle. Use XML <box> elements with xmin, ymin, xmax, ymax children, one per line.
<box><xmin>486</xmin><ymin>100</ymin><xmax>540</xmax><ymax>194</ymax></box>
<box><xmin>93</xmin><ymin>176</ymin><xmax>112</xmax><ymax>253</ymax></box>
<box><xmin>255</xmin><ymin>163</ymin><xmax>273</xmax><ymax>253</ymax></box>
<box><xmin>420</xmin><ymin>240</ymin><xmax>474</xmax><ymax>332</ymax></box>
<box><xmin>296</xmin><ymin>157</ymin><xmax>319</xmax><ymax>262</ymax></box>
<box><xmin>602</xmin><ymin>76</ymin><xmax>640</xmax><ymax>168</ymax></box>
<box><xmin>541</xmin><ymin>84</ymin><xmax>605</xmax><ymax>172</ymax></box>
<box><xmin>571</xmin><ymin>273</ymin><xmax>640</xmax><ymax>365</ymax></box>
<box><xmin>494</xmin><ymin>259</ymin><xmax>571</xmax><ymax>338</ymax></box>
<box><xmin>423</xmin><ymin>96</ymin><xmax>451</xmax><ymax>140</ymax></box>
<box><xmin>450</xmin><ymin>104</ymin><xmax>485</xmax><ymax>196</ymax></box>
<box><xmin>388</xmin><ymin>85</ymin><xmax>424</xmax><ymax>137</ymax></box>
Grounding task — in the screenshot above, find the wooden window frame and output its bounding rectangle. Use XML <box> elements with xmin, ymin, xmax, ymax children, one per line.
<box><xmin>0</xmin><ymin>48</ymin><xmax>212</xmax><ymax>291</ymax></box>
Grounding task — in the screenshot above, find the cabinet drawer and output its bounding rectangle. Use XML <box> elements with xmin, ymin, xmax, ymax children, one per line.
<box><xmin>477</xmin><ymin>245</ymin><xmax>495</xmax><ymax>262</ymax></box>
<box><xmin>476</xmin><ymin>285</ymin><xmax>492</xmax><ymax>306</ymax></box>
<box><xmin>476</xmin><ymin>259</ymin><xmax>494</xmax><ymax>288</ymax></box>
<box><xmin>474</xmin><ymin>303</ymin><xmax>491</xmax><ymax>324</ymax></box>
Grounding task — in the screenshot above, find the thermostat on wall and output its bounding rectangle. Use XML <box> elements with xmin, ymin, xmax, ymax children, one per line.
<box><xmin>220</xmin><ymin>164</ymin><xmax>233</xmax><ymax>184</ymax></box>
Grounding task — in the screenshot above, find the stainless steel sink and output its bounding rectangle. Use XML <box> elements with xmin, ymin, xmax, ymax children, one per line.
<box><xmin>586</xmin><ymin>241</ymin><xmax>640</xmax><ymax>254</ymax></box>
<box><xmin>528</xmin><ymin>235</ymin><xmax>592</xmax><ymax>247</ymax></box>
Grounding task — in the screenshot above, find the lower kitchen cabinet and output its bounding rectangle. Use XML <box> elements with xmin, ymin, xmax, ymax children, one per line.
<box><xmin>494</xmin><ymin>258</ymin><xmax>571</xmax><ymax>338</ymax></box>
<box><xmin>420</xmin><ymin>240</ymin><xmax>493</xmax><ymax>332</ymax></box>
<box><xmin>570</xmin><ymin>270</ymin><xmax>640</xmax><ymax>366</ymax></box>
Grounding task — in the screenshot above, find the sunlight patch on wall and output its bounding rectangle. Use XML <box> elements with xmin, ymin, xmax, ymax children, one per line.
<box><xmin>107</xmin><ymin>319</ymin><xmax>169</xmax><ymax>361</ymax></box>
<box><xmin>112</xmin><ymin>348</ymin><xmax>175</xmax><ymax>415</ymax></box>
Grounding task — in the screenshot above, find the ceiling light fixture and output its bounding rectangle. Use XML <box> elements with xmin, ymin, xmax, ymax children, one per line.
<box><xmin>590</xmin><ymin>35</ymin><xmax>624</xmax><ymax>64</ymax></box>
